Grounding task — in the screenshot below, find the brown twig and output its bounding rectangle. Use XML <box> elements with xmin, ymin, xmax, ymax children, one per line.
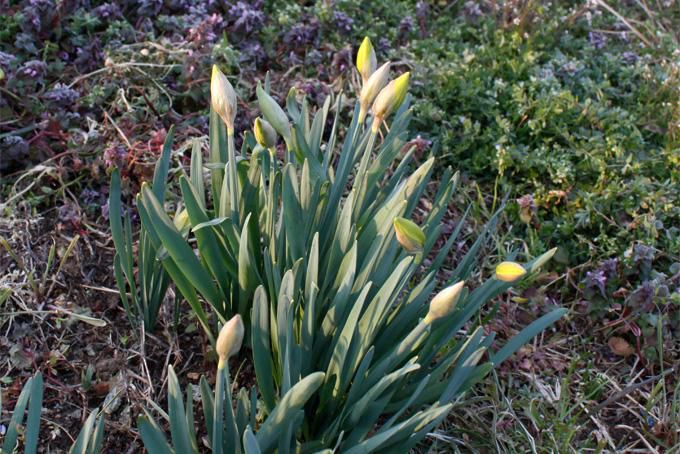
<box><xmin>591</xmin><ymin>366</ymin><xmax>677</xmax><ymax>414</ymax></box>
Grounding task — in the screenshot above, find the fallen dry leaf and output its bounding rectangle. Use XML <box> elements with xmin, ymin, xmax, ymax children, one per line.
<box><xmin>92</xmin><ymin>382</ymin><xmax>111</xmax><ymax>397</ymax></box>
<box><xmin>608</xmin><ymin>336</ymin><xmax>635</xmax><ymax>357</ymax></box>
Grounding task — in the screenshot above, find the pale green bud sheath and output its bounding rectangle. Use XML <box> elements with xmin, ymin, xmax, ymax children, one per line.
<box><xmin>356</xmin><ymin>36</ymin><xmax>377</xmax><ymax>84</ymax></box>
<box><xmin>254</xmin><ymin>117</ymin><xmax>278</xmax><ymax>149</ymax></box>
<box><xmin>216</xmin><ymin>314</ymin><xmax>244</xmax><ymax>369</ymax></box>
<box><xmin>359</xmin><ymin>62</ymin><xmax>390</xmax><ymax>123</ymax></box>
<box><xmin>254</xmin><ymin>116</ymin><xmax>279</xmax><ymax>238</ymax></box>
<box><xmin>172</xmin><ymin>208</ymin><xmax>190</xmax><ymax>231</ymax></box>
<box><xmin>424</xmin><ymin>281</ymin><xmax>465</xmax><ymax>324</ymax></box>
<box><xmin>210</xmin><ymin>65</ymin><xmax>237</xmax><ymax>135</ymax></box>
<box><xmin>393</xmin><ymin>216</ymin><xmax>425</xmax><ymax>254</ymax></box>
<box><xmin>256</xmin><ymin>83</ymin><xmax>292</xmax><ymax>151</ymax></box>
<box><xmin>371</xmin><ymin>72</ymin><xmax>410</xmax><ymax>132</ymax></box>
<box><xmin>530</xmin><ymin>247</ymin><xmax>557</xmax><ymax>273</ymax></box>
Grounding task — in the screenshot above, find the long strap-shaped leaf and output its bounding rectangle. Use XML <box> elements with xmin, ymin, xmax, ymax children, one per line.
<box><xmin>255</xmin><ymin>372</ymin><xmax>325</xmax><ymax>452</ymax></box>
<box><xmin>26</xmin><ymin>372</ymin><xmax>44</xmax><ymax>454</ymax></box>
<box><xmin>167</xmin><ymin>366</ymin><xmax>194</xmax><ymax>454</ymax></box>
<box><xmin>69</xmin><ymin>408</ymin><xmax>105</xmax><ymax>454</ymax></box>
<box><xmin>343</xmin><ymin>403</ymin><xmax>452</xmax><ymax>454</ymax></box>
<box><xmin>138</xmin><ymin>411</ymin><xmax>174</xmax><ymax>453</ymax></box>
<box><xmin>251</xmin><ymin>286</ymin><xmax>276</xmax><ymax>413</ymax></box>
<box><xmin>140</xmin><ymin>184</ymin><xmax>222</xmax><ymax>310</ymax></box>
<box><xmin>3</xmin><ymin>373</ymin><xmax>36</xmax><ymax>453</ymax></box>
<box><xmin>490</xmin><ymin>308</ymin><xmax>568</xmax><ymax>365</ymax></box>
<box><xmin>180</xmin><ymin>176</ymin><xmax>234</xmax><ymax>306</ymax></box>
<box><xmin>210</xmin><ymin>107</ymin><xmax>227</xmax><ymax>215</ymax></box>
<box><xmin>243</xmin><ymin>426</ymin><xmax>261</xmax><ymax>454</ymax></box>
<box><xmin>109</xmin><ymin>169</ymin><xmax>138</xmax><ymax>323</ymax></box>
<box><xmin>136</xmin><ymin>198</ymin><xmax>216</xmax><ymax>344</ymax></box>
<box><xmin>152</xmin><ymin>125</ymin><xmax>175</xmax><ymax>201</ymax></box>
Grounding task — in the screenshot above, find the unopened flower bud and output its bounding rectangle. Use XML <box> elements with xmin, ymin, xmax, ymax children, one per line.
<box><xmin>359</xmin><ymin>62</ymin><xmax>390</xmax><ymax>123</ymax></box>
<box><xmin>256</xmin><ymin>83</ymin><xmax>292</xmax><ymax>144</ymax></box>
<box><xmin>393</xmin><ymin>216</ymin><xmax>425</xmax><ymax>254</ymax></box>
<box><xmin>356</xmin><ymin>36</ymin><xmax>377</xmax><ymax>84</ymax></box>
<box><xmin>216</xmin><ymin>314</ymin><xmax>244</xmax><ymax>369</ymax></box>
<box><xmin>211</xmin><ymin>65</ymin><xmax>237</xmax><ymax>135</ymax></box>
<box><xmin>529</xmin><ymin>248</ymin><xmax>557</xmax><ymax>273</ymax></box>
<box><xmin>173</xmin><ymin>208</ymin><xmax>190</xmax><ymax>231</ymax></box>
<box><xmin>254</xmin><ymin>117</ymin><xmax>278</xmax><ymax>149</ymax></box>
<box><xmin>495</xmin><ymin>261</ymin><xmax>527</xmax><ymax>283</ymax></box>
<box><xmin>371</xmin><ymin>72</ymin><xmax>410</xmax><ymax>132</ymax></box>
<box><xmin>424</xmin><ymin>281</ymin><xmax>465</xmax><ymax>324</ymax></box>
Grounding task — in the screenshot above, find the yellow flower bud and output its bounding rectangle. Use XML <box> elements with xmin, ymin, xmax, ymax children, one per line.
<box><xmin>356</xmin><ymin>36</ymin><xmax>377</xmax><ymax>84</ymax></box>
<box><xmin>256</xmin><ymin>83</ymin><xmax>292</xmax><ymax>144</ymax></box>
<box><xmin>393</xmin><ymin>216</ymin><xmax>425</xmax><ymax>254</ymax></box>
<box><xmin>254</xmin><ymin>117</ymin><xmax>278</xmax><ymax>149</ymax></box>
<box><xmin>211</xmin><ymin>65</ymin><xmax>237</xmax><ymax>135</ymax></box>
<box><xmin>424</xmin><ymin>281</ymin><xmax>464</xmax><ymax>324</ymax></box>
<box><xmin>173</xmin><ymin>208</ymin><xmax>190</xmax><ymax>231</ymax></box>
<box><xmin>359</xmin><ymin>62</ymin><xmax>390</xmax><ymax>123</ymax></box>
<box><xmin>216</xmin><ymin>314</ymin><xmax>244</xmax><ymax>369</ymax></box>
<box><xmin>495</xmin><ymin>261</ymin><xmax>527</xmax><ymax>283</ymax></box>
<box><xmin>371</xmin><ymin>72</ymin><xmax>410</xmax><ymax>132</ymax></box>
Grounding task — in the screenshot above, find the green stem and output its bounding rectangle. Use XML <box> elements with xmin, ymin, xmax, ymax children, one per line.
<box><xmin>267</xmin><ymin>147</ymin><xmax>277</xmax><ymax>246</ymax></box>
<box><xmin>213</xmin><ymin>365</ymin><xmax>225</xmax><ymax>451</ymax></box>
<box><xmin>227</xmin><ymin>132</ymin><xmax>239</xmax><ymax>226</ymax></box>
<box><xmin>353</xmin><ymin>131</ymin><xmax>378</xmax><ymax>220</ymax></box>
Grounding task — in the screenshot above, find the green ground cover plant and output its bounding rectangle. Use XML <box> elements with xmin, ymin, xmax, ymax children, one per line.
<box><xmin>410</xmin><ymin>10</ymin><xmax>679</xmax><ymax>267</ymax></box>
<box><xmin>394</xmin><ymin>3</ymin><xmax>679</xmax><ymax>449</ymax></box>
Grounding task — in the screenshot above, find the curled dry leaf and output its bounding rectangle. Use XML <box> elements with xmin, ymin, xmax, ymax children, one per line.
<box><xmin>608</xmin><ymin>336</ymin><xmax>635</xmax><ymax>357</ymax></box>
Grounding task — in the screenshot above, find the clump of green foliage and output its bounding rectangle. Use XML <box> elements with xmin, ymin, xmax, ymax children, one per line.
<box><xmin>119</xmin><ymin>38</ymin><xmax>565</xmax><ymax>452</ymax></box>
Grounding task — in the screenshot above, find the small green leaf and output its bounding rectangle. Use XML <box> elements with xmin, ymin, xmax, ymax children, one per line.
<box><xmin>243</xmin><ymin>426</ymin><xmax>261</xmax><ymax>454</ymax></box>
<box><xmin>138</xmin><ymin>413</ymin><xmax>173</xmax><ymax>453</ymax></box>
<box><xmin>256</xmin><ymin>372</ymin><xmax>325</xmax><ymax>452</ymax></box>
<box><xmin>167</xmin><ymin>366</ymin><xmax>194</xmax><ymax>454</ymax></box>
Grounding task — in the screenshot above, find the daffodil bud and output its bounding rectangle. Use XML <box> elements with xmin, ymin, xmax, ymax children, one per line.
<box><xmin>495</xmin><ymin>261</ymin><xmax>527</xmax><ymax>283</ymax></box>
<box><xmin>173</xmin><ymin>208</ymin><xmax>190</xmax><ymax>231</ymax></box>
<box><xmin>254</xmin><ymin>117</ymin><xmax>278</xmax><ymax>149</ymax></box>
<box><xmin>529</xmin><ymin>247</ymin><xmax>557</xmax><ymax>273</ymax></box>
<box><xmin>256</xmin><ymin>83</ymin><xmax>292</xmax><ymax>144</ymax></box>
<box><xmin>393</xmin><ymin>216</ymin><xmax>425</xmax><ymax>254</ymax></box>
<box><xmin>359</xmin><ymin>62</ymin><xmax>390</xmax><ymax>123</ymax></box>
<box><xmin>371</xmin><ymin>72</ymin><xmax>410</xmax><ymax>132</ymax></box>
<box><xmin>424</xmin><ymin>281</ymin><xmax>464</xmax><ymax>324</ymax></box>
<box><xmin>216</xmin><ymin>314</ymin><xmax>244</xmax><ymax>369</ymax></box>
<box><xmin>356</xmin><ymin>36</ymin><xmax>377</xmax><ymax>84</ymax></box>
<box><xmin>211</xmin><ymin>65</ymin><xmax>237</xmax><ymax>135</ymax></box>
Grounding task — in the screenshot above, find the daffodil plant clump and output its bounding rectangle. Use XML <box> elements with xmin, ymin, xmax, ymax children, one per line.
<box><xmin>109</xmin><ymin>37</ymin><xmax>566</xmax><ymax>452</ymax></box>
